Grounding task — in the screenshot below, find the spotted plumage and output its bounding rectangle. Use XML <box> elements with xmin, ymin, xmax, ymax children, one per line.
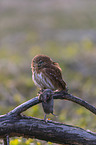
<box><xmin>31</xmin><ymin>55</ymin><xmax>67</xmax><ymax>91</ymax></box>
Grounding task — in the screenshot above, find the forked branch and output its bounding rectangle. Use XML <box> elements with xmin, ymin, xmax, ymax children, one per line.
<box><xmin>8</xmin><ymin>90</ymin><xmax>96</xmax><ymax>116</ymax></box>
<box><xmin>0</xmin><ymin>89</ymin><xmax>96</xmax><ymax>144</ymax></box>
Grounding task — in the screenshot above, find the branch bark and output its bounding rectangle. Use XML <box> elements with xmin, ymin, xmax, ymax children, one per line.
<box><xmin>0</xmin><ymin>114</ymin><xmax>96</xmax><ymax>144</ymax></box>
<box><xmin>53</xmin><ymin>91</ymin><xmax>96</xmax><ymax>115</ymax></box>
<box><xmin>0</xmin><ymin>90</ymin><xmax>96</xmax><ymax>144</ymax></box>
<box><xmin>8</xmin><ymin>90</ymin><xmax>96</xmax><ymax>116</ymax></box>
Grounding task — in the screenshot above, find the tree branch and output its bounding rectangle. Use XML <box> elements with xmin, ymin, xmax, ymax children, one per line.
<box><xmin>8</xmin><ymin>90</ymin><xmax>96</xmax><ymax>116</ymax></box>
<box><xmin>8</xmin><ymin>97</ymin><xmax>40</xmax><ymax>116</ymax></box>
<box><xmin>0</xmin><ymin>115</ymin><xmax>96</xmax><ymax>144</ymax></box>
<box><xmin>0</xmin><ymin>90</ymin><xmax>96</xmax><ymax>144</ymax></box>
<box><xmin>53</xmin><ymin>91</ymin><xmax>96</xmax><ymax>115</ymax></box>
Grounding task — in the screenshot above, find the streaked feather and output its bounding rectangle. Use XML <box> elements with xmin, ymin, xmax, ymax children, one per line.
<box><xmin>32</xmin><ymin>71</ymin><xmax>55</xmax><ymax>90</ymax></box>
<box><xmin>31</xmin><ymin>55</ymin><xmax>67</xmax><ymax>91</ymax></box>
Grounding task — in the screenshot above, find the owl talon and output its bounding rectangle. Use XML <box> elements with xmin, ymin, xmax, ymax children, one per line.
<box><xmin>38</xmin><ymin>89</ymin><xmax>44</xmax><ymax>95</ymax></box>
<box><xmin>38</xmin><ymin>89</ymin><xmax>45</xmax><ymax>101</ymax></box>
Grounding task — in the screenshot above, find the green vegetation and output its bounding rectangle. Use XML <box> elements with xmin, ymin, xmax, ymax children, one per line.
<box><xmin>0</xmin><ymin>41</ymin><xmax>96</xmax><ymax>144</ymax></box>
<box><xmin>0</xmin><ymin>0</ymin><xmax>96</xmax><ymax>144</ymax></box>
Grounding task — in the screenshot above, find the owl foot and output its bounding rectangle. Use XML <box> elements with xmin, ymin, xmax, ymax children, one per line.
<box><xmin>38</xmin><ymin>89</ymin><xmax>44</xmax><ymax>95</ymax></box>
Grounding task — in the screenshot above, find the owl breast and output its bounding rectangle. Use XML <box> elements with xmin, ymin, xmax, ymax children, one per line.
<box><xmin>32</xmin><ymin>71</ymin><xmax>55</xmax><ymax>90</ymax></box>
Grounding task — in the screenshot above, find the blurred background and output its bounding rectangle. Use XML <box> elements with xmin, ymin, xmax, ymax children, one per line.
<box><xmin>0</xmin><ymin>0</ymin><xmax>96</xmax><ymax>144</ymax></box>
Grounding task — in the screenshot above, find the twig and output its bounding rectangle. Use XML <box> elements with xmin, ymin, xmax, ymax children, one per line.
<box><xmin>0</xmin><ymin>90</ymin><xmax>96</xmax><ymax>144</ymax></box>
<box><xmin>8</xmin><ymin>90</ymin><xmax>96</xmax><ymax>116</ymax></box>
<box><xmin>8</xmin><ymin>97</ymin><xmax>40</xmax><ymax>116</ymax></box>
<box><xmin>53</xmin><ymin>91</ymin><xmax>96</xmax><ymax>115</ymax></box>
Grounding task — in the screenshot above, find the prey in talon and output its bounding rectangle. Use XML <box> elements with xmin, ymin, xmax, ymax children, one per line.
<box><xmin>31</xmin><ymin>55</ymin><xmax>67</xmax><ymax>120</ymax></box>
<box><xmin>41</xmin><ymin>89</ymin><xmax>56</xmax><ymax>121</ymax></box>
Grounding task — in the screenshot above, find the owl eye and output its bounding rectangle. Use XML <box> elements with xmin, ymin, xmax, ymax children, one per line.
<box><xmin>38</xmin><ymin>60</ymin><xmax>44</xmax><ymax>67</ymax></box>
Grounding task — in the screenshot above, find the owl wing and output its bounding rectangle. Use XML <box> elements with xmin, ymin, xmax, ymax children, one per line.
<box><xmin>42</xmin><ymin>67</ymin><xmax>67</xmax><ymax>91</ymax></box>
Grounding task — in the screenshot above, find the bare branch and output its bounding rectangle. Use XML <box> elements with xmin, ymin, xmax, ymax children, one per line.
<box><xmin>8</xmin><ymin>90</ymin><xmax>96</xmax><ymax>116</ymax></box>
<box><xmin>53</xmin><ymin>91</ymin><xmax>96</xmax><ymax>115</ymax></box>
<box><xmin>8</xmin><ymin>97</ymin><xmax>41</xmax><ymax>116</ymax></box>
<box><xmin>0</xmin><ymin>90</ymin><xmax>96</xmax><ymax>144</ymax></box>
<box><xmin>0</xmin><ymin>115</ymin><xmax>96</xmax><ymax>144</ymax></box>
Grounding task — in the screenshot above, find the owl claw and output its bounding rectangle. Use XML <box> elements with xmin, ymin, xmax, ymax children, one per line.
<box><xmin>38</xmin><ymin>89</ymin><xmax>53</xmax><ymax>102</ymax></box>
<box><xmin>38</xmin><ymin>89</ymin><xmax>44</xmax><ymax>95</ymax></box>
<box><xmin>38</xmin><ymin>89</ymin><xmax>45</xmax><ymax>101</ymax></box>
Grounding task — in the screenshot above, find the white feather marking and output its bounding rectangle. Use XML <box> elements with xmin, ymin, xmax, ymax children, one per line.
<box><xmin>32</xmin><ymin>71</ymin><xmax>55</xmax><ymax>90</ymax></box>
<box><xmin>45</xmin><ymin>76</ymin><xmax>55</xmax><ymax>90</ymax></box>
<box><xmin>32</xmin><ymin>72</ymin><xmax>41</xmax><ymax>88</ymax></box>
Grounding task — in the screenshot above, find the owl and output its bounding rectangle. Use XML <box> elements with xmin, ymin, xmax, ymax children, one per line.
<box><xmin>31</xmin><ymin>55</ymin><xmax>67</xmax><ymax>91</ymax></box>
